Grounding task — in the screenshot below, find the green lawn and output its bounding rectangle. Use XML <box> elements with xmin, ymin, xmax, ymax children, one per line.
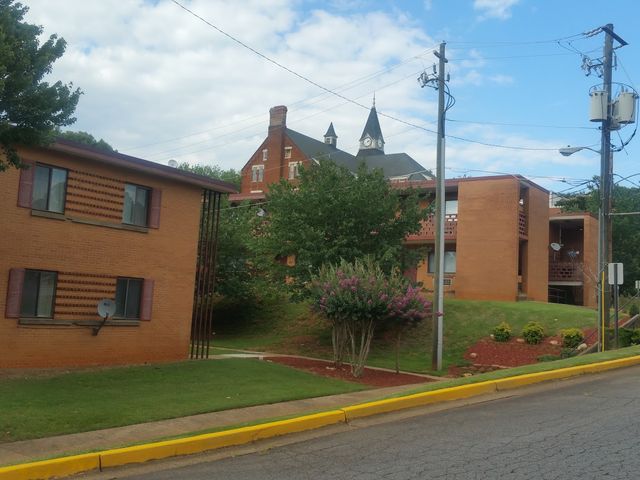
<box><xmin>214</xmin><ymin>297</ymin><xmax>597</xmax><ymax>375</ymax></box>
<box><xmin>0</xmin><ymin>359</ymin><xmax>363</xmax><ymax>443</ymax></box>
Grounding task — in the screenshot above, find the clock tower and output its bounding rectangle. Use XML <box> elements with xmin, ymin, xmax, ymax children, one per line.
<box><xmin>357</xmin><ymin>98</ymin><xmax>385</xmax><ymax>155</ymax></box>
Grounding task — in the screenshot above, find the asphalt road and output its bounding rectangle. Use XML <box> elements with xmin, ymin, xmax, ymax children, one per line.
<box><xmin>87</xmin><ymin>366</ymin><xmax>640</xmax><ymax>479</ymax></box>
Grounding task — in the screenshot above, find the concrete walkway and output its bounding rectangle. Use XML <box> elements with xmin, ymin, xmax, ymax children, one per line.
<box><xmin>0</xmin><ymin>383</ymin><xmax>417</xmax><ymax>467</ymax></box>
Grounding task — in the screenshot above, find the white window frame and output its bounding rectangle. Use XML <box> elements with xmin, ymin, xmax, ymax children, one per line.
<box><xmin>251</xmin><ymin>165</ymin><xmax>264</xmax><ymax>182</ymax></box>
<box><xmin>284</xmin><ymin>146</ymin><xmax>292</xmax><ymax>159</ymax></box>
<box><xmin>262</xmin><ymin>149</ymin><xmax>268</xmax><ymax>161</ymax></box>
<box><xmin>288</xmin><ymin>161</ymin><xmax>301</xmax><ymax>180</ymax></box>
<box><xmin>428</xmin><ymin>250</ymin><xmax>457</xmax><ymax>274</ymax></box>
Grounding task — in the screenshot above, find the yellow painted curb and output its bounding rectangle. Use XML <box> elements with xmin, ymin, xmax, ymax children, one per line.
<box><xmin>4</xmin><ymin>354</ymin><xmax>640</xmax><ymax>479</ymax></box>
<box><xmin>0</xmin><ymin>452</ymin><xmax>99</xmax><ymax>480</ymax></box>
<box><xmin>494</xmin><ymin>355</ymin><xmax>640</xmax><ymax>391</ymax></box>
<box><xmin>342</xmin><ymin>381</ymin><xmax>497</xmax><ymax>420</ymax></box>
<box><xmin>579</xmin><ymin>355</ymin><xmax>640</xmax><ymax>374</ymax></box>
<box><xmin>100</xmin><ymin>410</ymin><xmax>345</xmax><ymax>469</ymax></box>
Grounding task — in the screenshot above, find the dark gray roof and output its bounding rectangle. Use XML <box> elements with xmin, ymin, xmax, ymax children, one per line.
<box><xmin>359</xmin><ymin>106</ymin><xmax>384</xmax><ymax>143</ymax></box>
<box><xmin>287</xmin><ymin>128</ymin><xmax>358</xmax><ymax>170</ymax></box>
<box><xmin>324</xmin><ymin>122</ymin><xmax>337</xmax><ymax>138</ymax></box>
<box><xmin>286</xmin><ymin>128</ymin><xmax>429</xmax><ymax>180</ymax></box>
<box><xmin>356</xmin><ymin>152</ymin><xmax>429</xmax><ymax>179</ymax></box>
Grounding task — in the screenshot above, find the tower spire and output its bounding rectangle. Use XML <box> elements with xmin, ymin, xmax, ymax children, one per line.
<box><xmin>357</xmin><ymin>99</ymin><xmax>385</xmax><ymax>155</ymax></box>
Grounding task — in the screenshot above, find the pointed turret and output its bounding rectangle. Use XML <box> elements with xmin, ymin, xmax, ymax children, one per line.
<box><xmin>358</xmin><ymin>100</ymin><xmax>385</xmax><ymax>155</ymax></box>
<box><xmin>324</xmin><ymin>122</ymin><xmax>338</xmax><ymax>149</ymax></box>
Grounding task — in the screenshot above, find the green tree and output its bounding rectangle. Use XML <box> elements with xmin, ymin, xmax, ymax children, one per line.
<box><xmin>0</xmin><ymin>0</ymin><xmax>82</xmax><ymax>170</ymax></box>
<box><xmin>180</xmin><ymin>162</ymin><xmax>263</xmax><ymax>299</ymax></box>
<box><xmin>57</xmin><ymin>130</ymin><xmax>114</xmax><ymax>153</ymax></box>
<box><xmin>258</xmin><ymin>160</ymin><xmax>427</xmax><ymax>295</ymax></box>
<box><xmin>557</xmin><ymin>179</ymin><xmax>640</xmax><ymax>295</ymax></box>
<box><xmin>178</xmin><ymin>162</ymin><xmax>240</xmax><ymax>189</ymax></box>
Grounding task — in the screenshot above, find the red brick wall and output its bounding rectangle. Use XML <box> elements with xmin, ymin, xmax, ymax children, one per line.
<box><xmin>239</xmin><ymin>106</ymin><xmax>313</xmax><ymax>195</ymax></box>
<box><xmin>524</xmin><ymin>185</ymin><xmax>550</xmax><ymax>301</ymax></box>
<box><xmin>0</xmin><ymin>146</ymin><xmax>203</xmax><ymax>368</ymax></box>
<box><xmin>455</xmin><ymin>178</ymin><xmax>520</xmax><ymax>301</ymax></box>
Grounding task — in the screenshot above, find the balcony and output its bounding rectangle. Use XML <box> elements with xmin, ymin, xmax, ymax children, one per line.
<box><xmin>549</xmin><ymin>261</ymin><xmax>583</xmax><ymax>283</ymax></box>
<box><xmin>518</xmin><ymin>207</ymin><xmax>527</xmax><ymax>239</ymax></box>
<box><xmin>406</xmin><ymin>214</ymin><xmax>457</xmax><ymax>243</ymax></box>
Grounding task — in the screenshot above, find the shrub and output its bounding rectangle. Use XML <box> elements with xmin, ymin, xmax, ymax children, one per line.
<box><xmin>309</xmin><ymin>257</ymin><xmax>430</xmax><ymax>377</ymax></box>
<box><xmin>560</xmin><ymin>328</ymin><xmax>584</xmax><ymax>349</ymax></box>
<box><xmin>522</xmin><ymin>321</ymin><xmax>545</xmax><ymax>345</ymax></box>
<box><xmin>631</xmin><ymin>329</ymin><xmax>640</xmax><ymax>346</ymax></box>
<box><xmin>629</xmin><ymin>303</ymin><xmax>640</xmax><ymax>317</ymax></box>
<box><xmin>560</xmin><ymin>347</ymin><xmax>577</xmax><ymax>359</ymax></box>
<box><xmin>492</xmin><ymin>322</ymin><xmax>512</xmax><ymax>342</ymax></box>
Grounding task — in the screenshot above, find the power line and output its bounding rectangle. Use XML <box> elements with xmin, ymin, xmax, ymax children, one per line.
<box><xmin>170</xmin><ymin>0</ymin><xmax>571</xmax><ymax>155</ymax></box>
<box><xmin>124</xmin><ymin>44</ymin><xmax>437</xmax><ymax>154</ymax></box>
<box><xmin>447</xmin><ymin>32</ymin><xmax>586</xmax><ymax>47</ymax></box>
<box><xmin>445</xmin><ymin>166</ymin><xmax>591</xmax><ymax>183</ymax></box>
<box><xmin>447</xmin><ymin>118</ymin><xmax>597</xmax><ymax>130</ymax></box>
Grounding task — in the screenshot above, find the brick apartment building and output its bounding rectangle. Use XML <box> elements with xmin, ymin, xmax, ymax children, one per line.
<box><xmin>231</xmin><ymin>105</ymin><xmax>598</xmax><ymax>308</ymax></box>
<box><xmin>401</xmin><ymin>177</ymin><xmax>597</xmax><ymax>307</ymax></box>
<box><xmin>1</xmin><ymin>140</ymin><xmax>236</xmax><ymax>368</ymax></box>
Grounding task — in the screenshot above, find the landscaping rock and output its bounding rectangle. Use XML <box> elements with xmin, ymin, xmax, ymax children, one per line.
<box><xmin>577</xmin><ymin>343</ymin><xmax>588</xmax><ymax>351</ymax></box>
<box><xmin>462</xmin><ymin>373</ymin><xmax>473</xmax><ymax>377</ymax></box>
<box><xmin>469</xmin><ymin>352</ymin><xmax>478</xmax><ymax>359</ymax></box>
<box><xmin>516</xmin><ymin>338</ymin><xmax>525</xmax><ymax>343</ymax></box>
<box><xmin>549</xmin><ymin>340</ymin><xmax>560</xmax><ymax>346</ymax></box>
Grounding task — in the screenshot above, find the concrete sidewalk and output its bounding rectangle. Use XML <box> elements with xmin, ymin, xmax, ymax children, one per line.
<box><xmin>0</xmin><ymin>383</ymin><xmax>416</xmax><ymax>467</ymax></box>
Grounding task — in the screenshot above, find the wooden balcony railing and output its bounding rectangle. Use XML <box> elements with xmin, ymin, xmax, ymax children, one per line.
<box><xmin>549</xmin><ymin>261</ymin><xmax>583</xmax><ymax>282</ymax></box>
<box><xmin>406</xmin><ymin>214</ymin><xmax>457</xmax><ymax>242</ymax></box>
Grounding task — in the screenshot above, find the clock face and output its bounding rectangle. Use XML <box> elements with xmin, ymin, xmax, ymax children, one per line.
<box><xmin>363</xmin><ymin>137</ymin><xmax>372</xmax><ymax>147</ymax></box>
<box><xmin>377</xmin><ymin>139</ymin><xmax>383</xmax><ymax>148</ymax></box>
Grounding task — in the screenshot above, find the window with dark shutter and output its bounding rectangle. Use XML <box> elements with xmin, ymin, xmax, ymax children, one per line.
<box><xmin>31</xmin><ymin>165</ymin><xmax>68</xmax><ymax>213</ymax></box>
<box><xmin>122</xmin><ymin>184</ymin><xmax>150</xmax><ymax>227</ymax></box>
<box><xmin>19</xmin><ymin>270</ymin><xmax>57</xmax><ymax>318</ymax></box>
<box><xmin>115</xmin><ymin>277</ymin><xmax>143</xmax><ymax>319</ymax></box>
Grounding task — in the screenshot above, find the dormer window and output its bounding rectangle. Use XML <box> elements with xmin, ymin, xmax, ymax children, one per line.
<box><xmin>262</xmin><ymin>149</ymin><xmax>268</xmax><ymax>161</ymax></box>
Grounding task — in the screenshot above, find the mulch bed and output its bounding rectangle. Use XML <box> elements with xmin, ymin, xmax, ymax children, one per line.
<box><xmin>263</xmin><ymin>356</ymin><xmax>435</xmax><ymax>388</ymax></box>
<box><xmin>454</xmin><ymin>328</ymin><xmax>600</xmax><ymax>374</ymax></box>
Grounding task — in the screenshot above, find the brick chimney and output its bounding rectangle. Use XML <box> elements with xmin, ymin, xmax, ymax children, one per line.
<box><xmin>269</xmin><ymin>105</ymin><xmax>287</xmax><ymax>130</ymax></box>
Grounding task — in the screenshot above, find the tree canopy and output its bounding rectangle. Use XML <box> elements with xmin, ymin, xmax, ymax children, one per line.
<box><xmin>0</xmin><ymin>0</ymin><xmax>82</xmax><ymax>170</ymax></box>
<box><xmin>57</xmin><ymin>130</ymin><xmax>114</xmax><ymax>153</ymax></box>
<box><xmin>179</xmin><ymin>162</ymin><xmax>261</xmax><ymax>299</ymax></box>
<box><xmin>557</xmin><ymin>179</ymin><xmax>640</xmax><ymax>295</ymax></box>
<box><xmin>178</xmin><ymin>162</ymin><xmax>241</xmax><ymax>188</ymax></box>
<box><xmin>257</xmin><ymin>160</ymin><xmax>427</xmax><ymax>294</ymax></box>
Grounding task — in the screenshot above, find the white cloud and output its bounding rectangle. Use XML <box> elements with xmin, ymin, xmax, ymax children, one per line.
<box><xmin>473</xmin><ymin>0</ymin><xmax>520</xmax><ymax>20</ymax></box>
<box><xmin>19</xmin><ymin>0</ymin><xmax>583</xmax><ymax>191</ymax></box>
<box><xmin>23</xmin><ymin>0</ymin><xmax>437</xmax><ymax>171</ymax></box>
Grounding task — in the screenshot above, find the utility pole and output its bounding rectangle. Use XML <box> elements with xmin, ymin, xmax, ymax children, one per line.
<box><xmin>597</xmin><ymin>24</ymin><xmax>627</xmax><ymax>348</ymax></box>
<box><xmin>599</xmin><ymin>24</ymin><xmax>613</xmax><ymax>347</ymax></box>
<box><xmin>419</xmin><ymin>42</ymin><xmax>448</xmax><ymax>371</ymax></box>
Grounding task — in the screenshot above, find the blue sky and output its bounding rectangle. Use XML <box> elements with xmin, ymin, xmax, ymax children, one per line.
<box><xmin>24</xmin><ymin>0</ymin><xmax>640</xmax><ymax>194</ymax></box>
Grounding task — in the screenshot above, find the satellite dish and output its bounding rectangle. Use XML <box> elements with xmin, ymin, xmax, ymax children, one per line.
<box><xmin>97</xmin><ymin>298</ymin><xmax>116</xmax><ymax>319</ymax></box>
<box><xmin>168</xmin><ymin>159</ymin><xmax>178</xmax><ymax>168</ymax></box>
<box><xmin>550</xmin><ymin>243</ymin><xmax>562</xmax><ymax>251</ymax></box>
